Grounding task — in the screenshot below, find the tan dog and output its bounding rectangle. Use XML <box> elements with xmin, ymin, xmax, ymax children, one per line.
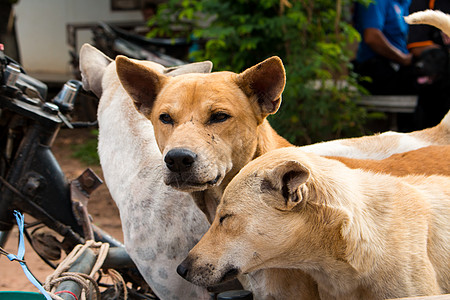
<box><xmin>116</xmin><ymin>55</ymin><xmax>291</xmax><ymax>222</ymax></box>
<box><xmin>179</xmin><ymin>147</ymin><xmax>450</xmax><ymax>300</ymax></box>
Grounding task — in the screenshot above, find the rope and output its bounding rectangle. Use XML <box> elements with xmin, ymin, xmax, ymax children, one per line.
<box><xmin>103</xmin><ymin>268</ymin><xmax>128</xmax><ymax>299</ymax></box>
<box><xmin>44</xmin><ymin>240</ymin><xmax>115</xmax><ymax>300</ymax></box>
<box><xmin>88</xmin><ymin>242</ymin><xmax>109</xmax><ymax>278</ymax></box>
<box><xmin>47</xmin><ymin>272</ymin><xmax>100</xmax><ymax>300</ymax></box>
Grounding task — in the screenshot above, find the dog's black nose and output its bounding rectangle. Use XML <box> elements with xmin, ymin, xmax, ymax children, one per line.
<box><xmin>164</xmin><ymin>149</ymin><xmax>197</xmax><ymax>172</ymax></box>
<box><xmin>176</xmin><ymin>262</ymin><xmax>189</xmax><ymax>278</ymax></box>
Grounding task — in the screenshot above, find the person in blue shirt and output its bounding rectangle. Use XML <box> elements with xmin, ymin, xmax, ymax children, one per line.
<box><xmin>353</xmin><ymin>0</ymin><xmax>415</xmax><ymax>95</ymax></box>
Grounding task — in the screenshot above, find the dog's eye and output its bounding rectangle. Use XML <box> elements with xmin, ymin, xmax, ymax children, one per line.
<box><xmin>219</xmin><ymin>213</ymin><xmax>233</xmax><ymax>224</ymax></box>
<box><xmin>209</xmin><ymin>112</ymin><xmax>230</xmax><ymax>124</ymax></box>
<box><xmin>159</xmin><ymin>113</ymin><xmax>174</xmax><ymax>124</ymax></box>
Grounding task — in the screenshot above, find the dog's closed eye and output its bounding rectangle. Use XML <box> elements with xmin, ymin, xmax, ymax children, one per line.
<box><xmin>219</xmin><ymin>213</ymin><xmax>233</xmax><ymax>224</ymax></box>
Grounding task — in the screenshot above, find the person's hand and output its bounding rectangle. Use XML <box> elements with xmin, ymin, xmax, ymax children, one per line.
<box><xmin>400</xmin><ymin>53</ymin><xmax>413</xmax><ymax>66</ymax></box>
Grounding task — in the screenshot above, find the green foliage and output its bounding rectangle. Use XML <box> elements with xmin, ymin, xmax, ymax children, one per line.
<box><xmin>71</xmin><ymin>130</ymin><xmax>100</xmax><ymax>165</ymax></box>
<box><xmin>149</xmin><ymin>0</ymin><xmax>372</xmax><ymax>145</ymax></box>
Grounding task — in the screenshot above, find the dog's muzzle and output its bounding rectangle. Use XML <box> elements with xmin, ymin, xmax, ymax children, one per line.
<box><xmin>163</xmin><ymin>148</ymin><xmax>223</xmax><ymax>191</ymax></box>
<box><xmin>177</xmin><ymin>258</ymin><xmax>240</xmax><ymax>287</ymax></box>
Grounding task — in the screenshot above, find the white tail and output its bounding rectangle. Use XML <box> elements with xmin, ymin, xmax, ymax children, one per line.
<box><xmin>405</xmin><ymin>10</ymin><xmax>450</xmax><ymax>37</ymax></box>
<box><xmin>440</xmin><ymin>109</ymin><xmax>450</xmax><ymax>128</ymax></box>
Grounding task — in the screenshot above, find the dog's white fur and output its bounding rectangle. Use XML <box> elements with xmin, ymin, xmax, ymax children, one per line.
<box><xmin>181</xmin><ymin>147</ymin><xmax>450</xmax><ymax>299</ymax></box>
<box><xmin>79</xmin><ymin>44</ymin><xmax>211</xmax><ymax>300</ymax></box>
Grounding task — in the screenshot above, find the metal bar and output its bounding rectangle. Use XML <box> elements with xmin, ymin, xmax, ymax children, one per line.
<box><xmin>92</xmin><ymin>224</ymin><xmax>123</xmax><ymax>248</ymax></box>
<box><xmin>103</xmin><ymin>246</ymin><xmax>136</xmax><ymax>269</ymax></box>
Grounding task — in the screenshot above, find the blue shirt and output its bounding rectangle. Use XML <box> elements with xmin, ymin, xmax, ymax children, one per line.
<box><xmin>355</xmin><ymin>0</ymin><xmax>411</xmax><ymax>63</ymax></box>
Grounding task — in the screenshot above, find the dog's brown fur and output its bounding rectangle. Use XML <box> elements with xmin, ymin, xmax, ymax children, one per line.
<box><xmin>180</xmin><ymin>147</ymin><xmax>450</xmax><ymax>300</ymax></box>
<box><xmin>330</xmin><ymin>145</ymin><xmax>450</xmax><ymax>176</ymax></box>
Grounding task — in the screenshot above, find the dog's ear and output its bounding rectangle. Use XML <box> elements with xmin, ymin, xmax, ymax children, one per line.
<box><xmin>79</xmin><ymin>44</ymin><xmax>113</xmax><ymax>97</ymax></box>
<box><xmin>261</xmin><ymin>160</ymin><xmax>310</xmax><ymax>211</ymax></box>
<box><xmin>116</xmin><ymin>55</ymin><xmax>167</xmax><ymax>116</ymax></box>
<box><xmin>236</xmin><ymin>56</ymin><xmax>286</xmax><ymax>120</ymax></box>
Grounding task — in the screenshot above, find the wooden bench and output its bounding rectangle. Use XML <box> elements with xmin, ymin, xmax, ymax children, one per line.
<box><xmin>358</xmin><ymin>95</ymin><xmax>418</xmax><ymax>131</ymax></box>
<box><xmin>309</xmin><ymin>80</ymin><xmax>418</xmax><ymax>131</ymax></box>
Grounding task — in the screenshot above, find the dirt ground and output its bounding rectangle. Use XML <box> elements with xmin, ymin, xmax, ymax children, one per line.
<box><xmin>0</xmin><ymin>128</ymin><xmax>123</xmax><ymax>292</ymax></box>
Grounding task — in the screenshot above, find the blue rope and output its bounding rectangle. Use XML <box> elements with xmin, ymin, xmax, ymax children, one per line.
<box><xmin>6</xmin><ymin>210</ymin><xmax>52</xmax><ymax>300</ymax></box>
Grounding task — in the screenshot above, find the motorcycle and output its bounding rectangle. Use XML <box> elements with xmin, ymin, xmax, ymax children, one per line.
<box><xmin>0</xmin><ymin>46</ymin><xmax>155</xmax><ymax>299</ymax></box>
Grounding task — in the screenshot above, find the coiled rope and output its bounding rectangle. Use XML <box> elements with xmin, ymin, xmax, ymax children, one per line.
<box><xmin>44</xmin><ymin>239</ymin><xmax>127</xmax><ymax>300</ymax></box>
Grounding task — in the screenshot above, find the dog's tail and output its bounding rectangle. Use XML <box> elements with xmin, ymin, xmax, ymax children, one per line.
<box><xmin>439</xmin><ymin>109</ymin><xmax>450</xmax><ymax>129</ymax></box>
<box><xmin>405</xmin><ymin>10</ymin><xmax>450</xmax><ymax>37</ymax></box>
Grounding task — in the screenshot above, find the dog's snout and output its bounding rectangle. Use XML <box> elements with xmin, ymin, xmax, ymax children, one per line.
<box><xmin>164</xmin><ymin>149</ymin><xmax>197</xmax><ymax>172</ymax></box>
<box><xmin>176</xmin><ymin>261</ymin><xmax>189</xmax><ymax>279</ymax></box>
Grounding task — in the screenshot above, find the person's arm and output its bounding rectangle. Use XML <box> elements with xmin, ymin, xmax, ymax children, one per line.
<box><xmin>364</xmin><ymin>28</ymin><xmax>413</xmax><ymax>66</ymax></box>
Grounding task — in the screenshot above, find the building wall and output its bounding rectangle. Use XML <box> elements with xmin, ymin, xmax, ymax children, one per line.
<box><xmin>14</xmin><ymin>0</ymin><xmax>143</xmax><ymax>79</ymax></box>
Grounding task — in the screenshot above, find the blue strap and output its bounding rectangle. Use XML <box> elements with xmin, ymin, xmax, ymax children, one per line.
<box><xmin>7</xmin><ymin>210</ymin><xmax>52</xmax><ymax>300</ymax></box>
